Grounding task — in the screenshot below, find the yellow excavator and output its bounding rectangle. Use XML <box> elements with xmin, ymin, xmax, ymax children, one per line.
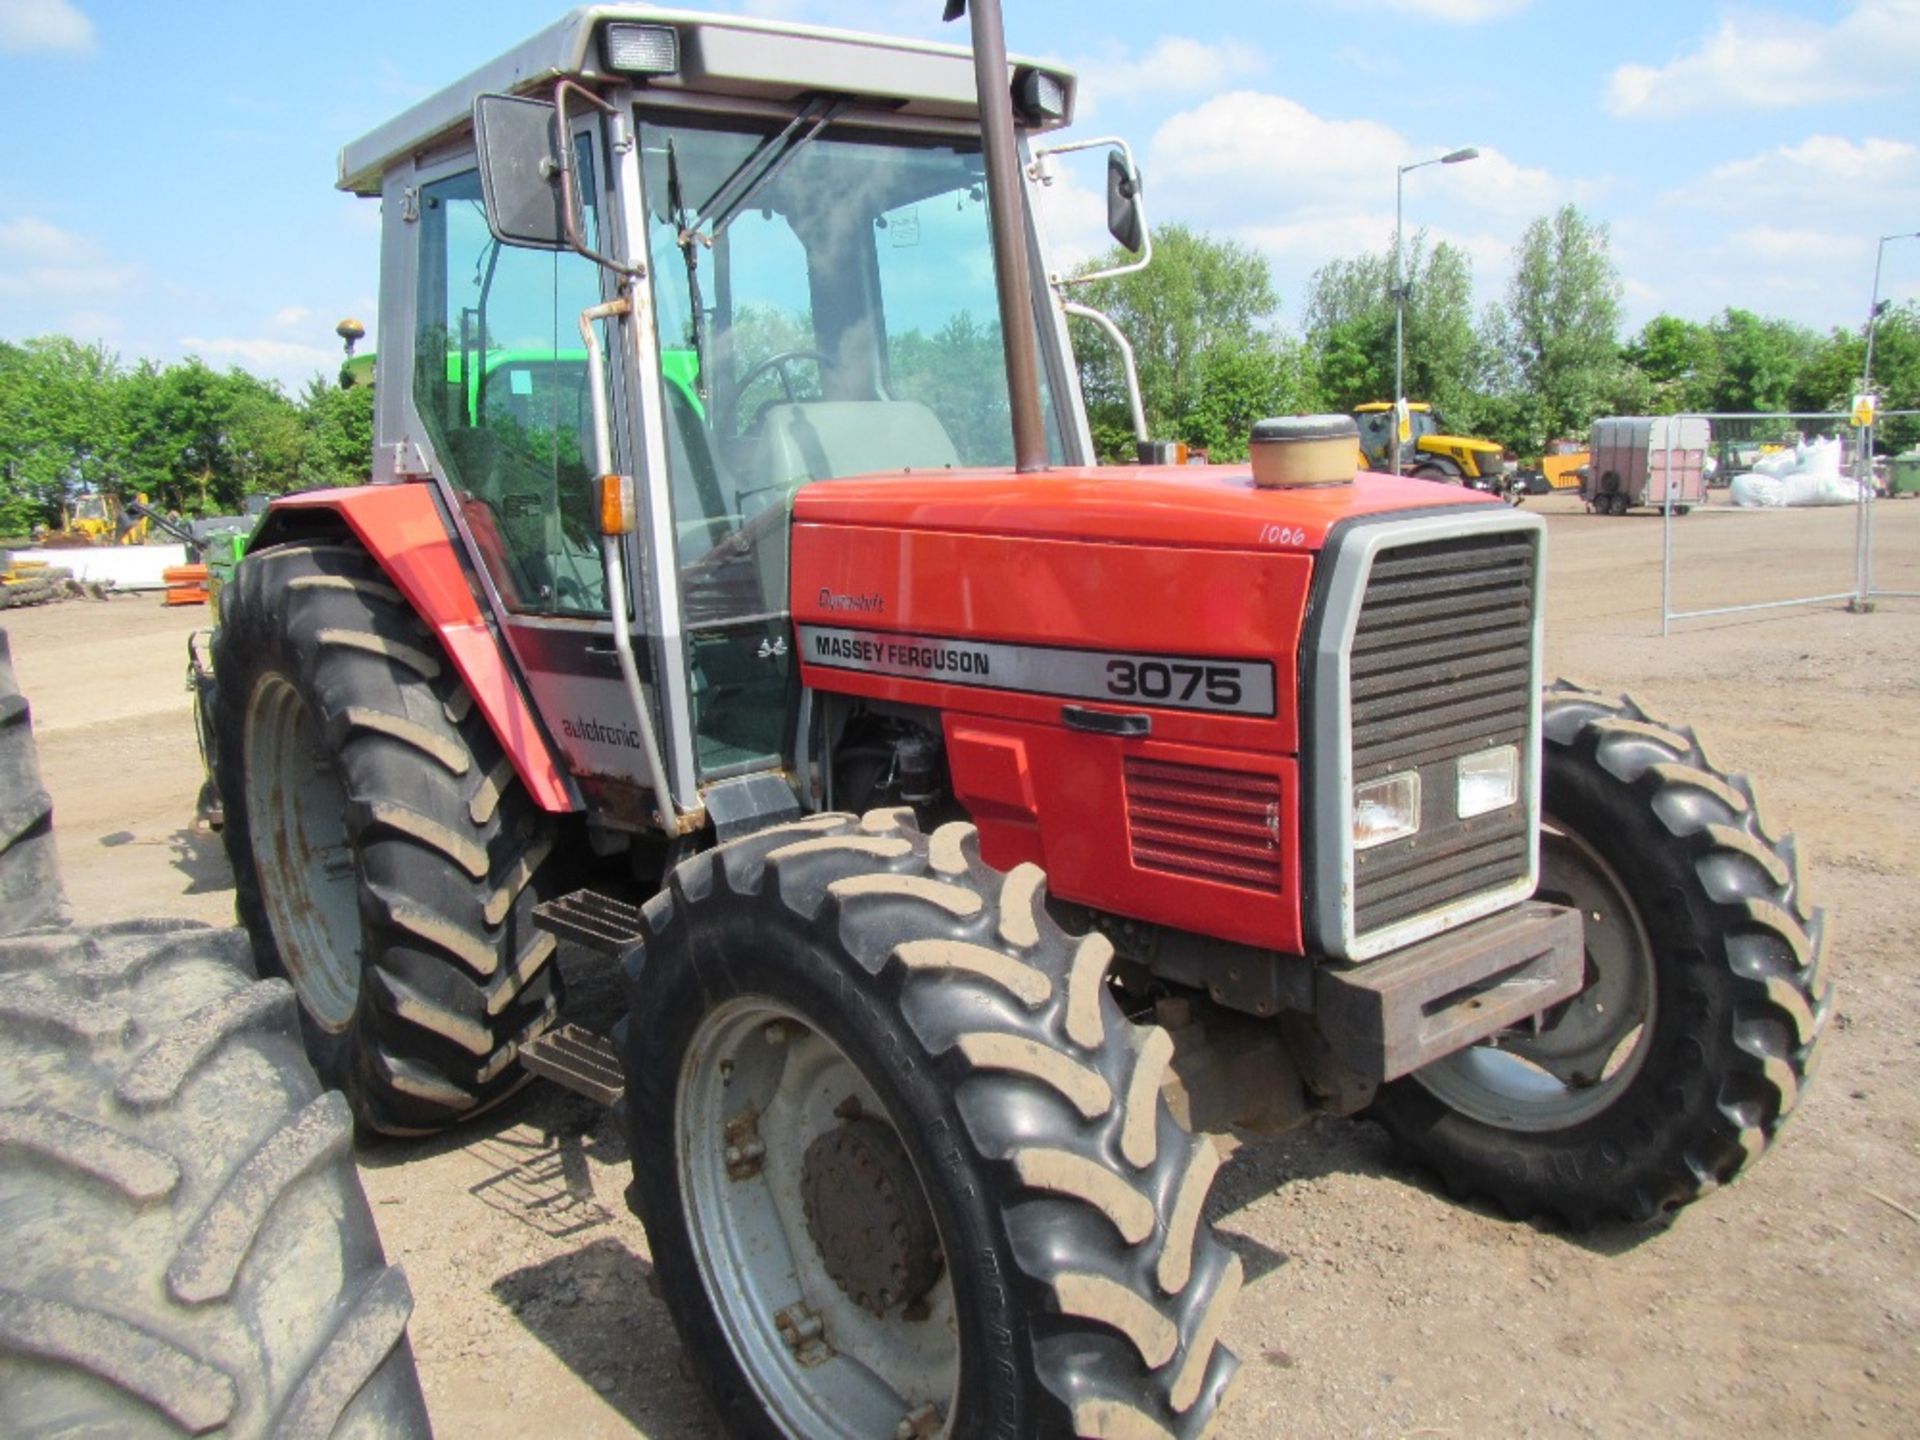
<box><xmin>1353</xmin><ymin>402</ymin><xmax>1507</xmax><ymax>489</ymax></box>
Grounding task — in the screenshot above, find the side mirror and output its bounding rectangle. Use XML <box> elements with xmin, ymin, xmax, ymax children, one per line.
<box><xmin>473</xmin><ymin>93</ymin><xmax>566</xmax><ymax>249</ymax></box>
<box><xmin>1106</xmin><ymin>149</ymin><xmax>1144</xmax><ymax>255</ymax></box>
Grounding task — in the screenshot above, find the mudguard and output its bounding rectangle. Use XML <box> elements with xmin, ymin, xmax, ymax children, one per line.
<box><xmin>251</xmin><ymin>484</ymin><xmax>577</xmax><ymax>812</ymax></box>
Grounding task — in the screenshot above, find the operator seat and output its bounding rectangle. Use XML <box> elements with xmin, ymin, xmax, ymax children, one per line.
<box><xmin>740</xmin><ymin>400</ymin><xmax>960</xmax><ymax>512</ymax></box>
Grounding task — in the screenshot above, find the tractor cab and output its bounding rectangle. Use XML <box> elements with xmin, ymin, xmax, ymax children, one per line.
<box><xmin>334</xmin><ymin>7</ymin><xmax>1135</xmax><ymax>831</ymax></box>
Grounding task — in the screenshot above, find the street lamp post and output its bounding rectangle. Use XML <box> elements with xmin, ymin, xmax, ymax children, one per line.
<box><xmin>1863</xmin><ymin>230</ymin><xmax>1920</xmax><ymax>401</ymax></box>
<box><xmin>1855</xmin><ymin>230</ymin><xmax>1918</xmax><ymax>609</ymax></box>
<box><xmin>1392</xmin><ymin>146</ymin><xmax>1478</xmax><ymax>474</ymax></box>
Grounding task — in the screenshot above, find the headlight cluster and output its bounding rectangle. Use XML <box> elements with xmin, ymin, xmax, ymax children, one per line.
<box><xmin>1352</xmin><ymin>743</ymin><xmax>1518</xmax><ymax>850</ymax></box>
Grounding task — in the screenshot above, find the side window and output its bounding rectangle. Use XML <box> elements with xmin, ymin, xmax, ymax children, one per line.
<box><xmin>412</xmin><ymin>151</ymin><xmax>608</xmax><ymax>615</ymax></box>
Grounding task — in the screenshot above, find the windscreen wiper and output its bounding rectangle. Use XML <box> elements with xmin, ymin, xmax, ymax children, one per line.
<box><xmin>689</xmin><ymin>94</ymin><xmax>848</xmax><ymax>241</ymax></box>
<box><xmin>665</xmin><ymin>137</ymin><xmax>710</xmax><ymax>402</ymax></box>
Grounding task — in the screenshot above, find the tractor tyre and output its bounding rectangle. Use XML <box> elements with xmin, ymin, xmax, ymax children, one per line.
<box><xmin>213</xmin><ymin>541</ymin><xmax>560</xmax><ymax>1135</ymax></box>
<box><xmin>1371</xmin><ymin>683</ymin><xmax>1829</xmax><ymax>1228</ymax></box>
<box><xmin>621</xmin><ymin>809</ymin><xmax>1241</xmax><ymax>1439</ymax></box>
<box><xmin>0</xmin><ymin>630</ymin><xmax>65</xmax><ymax>932</ymax></box>
<box><xmin>0</xmin><ymin>920</ymin><xmax>429</xmax><ymax>1437</ymax></box>
<box><xmin>1410</xmin><ymin>463</ymin><xmax>1459</xmax><ymax>484</ymax></box>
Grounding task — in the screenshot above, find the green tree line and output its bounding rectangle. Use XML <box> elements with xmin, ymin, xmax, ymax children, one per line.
<box><xmin>1075</xmin><ymin>212</ymin><xmax>1920</xmax><ymax>462</ymax></box>
<box><xmin>0</xmin><ymin>337</ymin><xmax>372</xmax><ymax>537</ymax></box>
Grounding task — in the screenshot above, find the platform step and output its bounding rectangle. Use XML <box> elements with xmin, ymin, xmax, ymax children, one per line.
<box><xmin>534</xmin><ymin>888</ymin><xmax>649</xmax><ymax>961</ymax></box>
<box><xmin>520</xmin><ymin>1023</ymin><xmax>625</xmax><ymax>1106</ymax></box>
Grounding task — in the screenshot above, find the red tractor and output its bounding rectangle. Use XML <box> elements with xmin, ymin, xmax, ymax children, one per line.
<box><xmin>208</xmin><ymin>4</ymin><xmax>1827</xmax><ymax>1435</ymax></box>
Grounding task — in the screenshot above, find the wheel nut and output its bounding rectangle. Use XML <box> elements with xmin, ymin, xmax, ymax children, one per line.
<box><xmin>764</xmin><ymin>1021</ymin><xmax>787</xmax><ymax>1045</ymax></box>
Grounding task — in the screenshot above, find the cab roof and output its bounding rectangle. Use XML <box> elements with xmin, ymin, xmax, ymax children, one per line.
<box><xmin>338</xmin><ymin>4</ymin><xmax>1075</xmax><ymax>196</ymax></box>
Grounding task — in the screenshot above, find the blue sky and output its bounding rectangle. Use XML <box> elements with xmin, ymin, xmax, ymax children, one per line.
<box><xmin>3</xmin><ymin>0</ymin><xmax>1916</xmax><ymax>393</ymax></box>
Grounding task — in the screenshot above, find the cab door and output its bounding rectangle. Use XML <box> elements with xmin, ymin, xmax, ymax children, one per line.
<box><xmin>402</xmin><ymin>124</ymin><xmax>683</xmax><ymax>825</ymax></box>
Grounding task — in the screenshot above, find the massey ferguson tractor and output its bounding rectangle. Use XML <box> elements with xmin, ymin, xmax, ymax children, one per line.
<box><xmin>207</xmin><ymin>3</ymin><xmax>1827</xmax><ymax>1435</ymax></box>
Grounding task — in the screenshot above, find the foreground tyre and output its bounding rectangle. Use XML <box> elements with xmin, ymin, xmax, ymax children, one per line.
<box><xmin>0</xmin><ymin>920</ymin><xmax>429</xmax><ymax>1437</ymax></box>
<box><xmin>1372</xmin><ymin>683</ymin><xmax>1830</xmax><ymax>1227</ymax></box>
<box><xmin>0</xmin><ymin>630</ymin><xmax>65</xmax><ymax>932</ymax></box>
<box><xmin>622</xmin><ymin>810</ymin><xmax>1241</xmax><ymax>1439</ymax></box>
<box><xmin>214</xmin><ymin>540</ymin><xmax>560</xmax><ymax>1134</ymax></box>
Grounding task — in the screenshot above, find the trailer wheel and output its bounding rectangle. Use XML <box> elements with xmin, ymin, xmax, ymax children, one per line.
<box><xmin>622</xmin><ymin>810</ymin><xmax>1241</xmax><ymax>1439</ymax></box>
<box><xmin>214</xmin><ymin>541</ymin><xmax>560</xmax><ymax>1134</ymax></box>
<box><xmin>1371</xmin><ymin>684</ymin><xmax>1829</xmax><ymax>1227</ymax></box>
<box><xmin>0</xmin><ymin>631</ymin><xmax>64</xmax><ymax>932</ymax></box>
<box><xmin>0</xmin><ymin>920</ymin><xmax>429</xmax><ymax>1437</ymax></box>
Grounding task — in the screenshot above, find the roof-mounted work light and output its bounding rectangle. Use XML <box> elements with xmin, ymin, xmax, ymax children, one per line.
<box><xmin>1012</xmin><ymin>66</ymin><xmax>1067</xmax><ymax>123</ymax></box>
<box><xmin>605</xmin><ymin>23</ymin><xmax>680</xmax><ymax>75</ymax></box>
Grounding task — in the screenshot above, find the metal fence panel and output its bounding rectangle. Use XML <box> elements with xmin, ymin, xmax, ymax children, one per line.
<box><xmin>1659</xmin><ymin>412</ymin><xmax>1862</xmax><ymax>633</ymax></box>
<box><xmin>1865</xmin><ymin>409</ymin><xmax>1920</xmax><ymax>603</ymax></box>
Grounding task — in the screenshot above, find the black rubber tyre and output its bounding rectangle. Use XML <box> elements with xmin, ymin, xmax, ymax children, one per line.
<box><xmin>0</xmin><ymin>630</ymin><xmax>65</xmax><ymax>933</ymax></box>
<box><xmin>0</xmin><ymin>919</ymin><xmax>430</xmax><ymax>1437</ymax></box>
<box><xmin>1372</xmin><ymin>684</ymin><xmax>1830</xmax><ymax>1227</ymax></box>
<box><xmin>622</xmin><ymin>809</ymin><xmax>1241</xmax><ymax>1439</ymax></box>
<box><xmin>213</xmin><ymin>541</ymin><xmax>560</xmax><ymax>1134</ymax></box>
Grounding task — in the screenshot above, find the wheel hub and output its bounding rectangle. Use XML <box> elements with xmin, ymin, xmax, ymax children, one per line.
<box><xmin>801</xmin><ymin>1116</ymin><xmax>942</xmax><ymax>1317</ymax></box>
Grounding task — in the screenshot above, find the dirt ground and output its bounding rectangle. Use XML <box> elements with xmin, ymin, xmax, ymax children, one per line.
<box><xmin>7</xmin><ymin>491</ymin><xmax>1918</xmax><ymax>1438</ymax></box>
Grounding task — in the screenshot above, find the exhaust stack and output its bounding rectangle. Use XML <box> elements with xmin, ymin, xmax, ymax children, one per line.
<box><xmin>949</xmin><ymin>0</ymin><xmax>1049</xmax><ymax>473</ymax></box>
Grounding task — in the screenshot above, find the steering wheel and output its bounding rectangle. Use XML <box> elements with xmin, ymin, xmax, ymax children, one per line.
<box><xmin>722</xmin><ymin>349</ymin><xmax>831</xmax><ymax>438</ymax></box>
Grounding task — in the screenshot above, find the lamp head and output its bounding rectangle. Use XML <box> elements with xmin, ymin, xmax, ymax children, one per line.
<box><xmin>1442</xmin><ymin>147</ymin><xmax>1480</xmax><ymax>164</ymax></box>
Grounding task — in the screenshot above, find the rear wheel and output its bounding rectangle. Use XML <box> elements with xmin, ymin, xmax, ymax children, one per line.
<box><xmin>1372</xmin><ymin>684</ymin><xmax>1829</xmax><ymax>1226</ymax></box>
<box><xmin>213</xmin><ymin>541</ymin><xmax>561</xmax><ymax>1134</ymax></box>
<box><xmin>623</xmin><ymin>810</ymin><xmax>1241</xmax><ymax>1438</ymax></box>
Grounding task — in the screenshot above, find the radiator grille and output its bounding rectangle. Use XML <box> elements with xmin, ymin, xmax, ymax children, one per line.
<box><xmin>1348</xmin><ymin>531</ymin><xmax>1536</xmax><ymax>937</ymax></box>
<box><xmin>1124</xmin><ymin>757</ymin><xmax>1283</xmax><ymax>891</ymax></box>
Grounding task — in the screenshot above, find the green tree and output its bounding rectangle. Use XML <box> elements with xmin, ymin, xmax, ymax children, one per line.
<box><xmin>1622</xmin><ymin>315</ymin><xmax>1720</xmax><ymax>414</ymax></box>
<box><xmin>0</xmin><ymin>337</ymin><xmax>128</xmax><ymax>532</ymax></box>
<box><xmin>1707</xmin><ymin>309</ymin><xmax>1820</xmax><ymax>415</ymax></box>
<box><xmin>299</xmin><ymin>376</ymin><xmax>375</xmax><ymax>487</ymax></box>
<box><xmin>1486</xmin><ymin>205</ymin><xmax>1629</xmax><ymax>453</ymax></box>
<box><xmin>1072</xmin><ymin>224</ymin><xmax>1288</xmax><ymax>458</ymax></box>
<box><xmin>1301</xmin><ymin>233</ymin><xmax>1480</xmax><ymax>423</ymax></box>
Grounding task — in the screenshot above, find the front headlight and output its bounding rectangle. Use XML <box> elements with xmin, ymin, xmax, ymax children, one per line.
<box><xmin>1456</xmin><ymin>744</ymin><xmax>1519</xmax><ymax>818</ymax></box>
<box><xmin>1353</xmin><ymin>771</ymin><xmax>1420</xmax><ymax>850</ymax></box>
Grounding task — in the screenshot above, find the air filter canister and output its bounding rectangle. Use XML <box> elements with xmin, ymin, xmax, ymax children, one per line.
<box><xmin>1249</xmin><ymin>415</ymin><xmax>1359</xmax><ymax>488</ymax></box>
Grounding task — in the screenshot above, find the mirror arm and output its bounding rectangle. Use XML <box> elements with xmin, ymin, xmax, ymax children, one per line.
<box><xmin>551</xmin><ymin>79</ymin><xmax>644</xmax><ymax>278</ymax></box>
<box><xmin>1031</xmin><ymin>134</ymin><xmax>1152</xmax><ymax>289</ymax></box>
<box><xmin>1062</xmin><ymin>301</ymin><xmax>1148</xmax><ymax>445</ymax></box>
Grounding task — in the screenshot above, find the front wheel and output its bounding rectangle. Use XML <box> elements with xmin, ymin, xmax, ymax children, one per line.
<box><xmin>1371</xmin><ymin>684</ymin><xmax>1829</xmax><ymax>1227</ymax></box>
<box><xmin>622</xmin><ymin>810</ymin><xmax>1241</xmax><ymax>1439</ymax></box>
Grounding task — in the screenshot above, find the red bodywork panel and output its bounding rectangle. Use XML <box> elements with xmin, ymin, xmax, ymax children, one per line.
<box><xmin>793</xmin><ymin>465</ymin><xmax>1496</xmax><ymax>953</ymax></box>
<box><xmin>263</xmin><ymin>486</ymin><xmax>576</xmax><ymax>813</ymax></box>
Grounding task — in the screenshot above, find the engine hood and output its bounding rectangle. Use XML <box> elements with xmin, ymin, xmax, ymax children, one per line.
<box><xmin>789</xmin><ymin>464</ymin><xmax>1500</xmax><ymax>553</ymax></box>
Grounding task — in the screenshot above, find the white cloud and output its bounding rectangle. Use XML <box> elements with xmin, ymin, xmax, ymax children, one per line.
<box><xmin>1067</xmin><ymin>36</ymin><xmax>1265</xmax><ymax>118</ymax></box>
<box><xmin>0</xmin><ymin>0</ymin><xmax>94</xmax><ymax>54</ymax></box>
<box><xmin>0</xmin><ymin>215</ymin><xmax>136</xmax><ymax>302</ymax></box>
<box><xmin>1149</xmin><ymin>91</ymin><xmax>1557</xmax><ymax>223</ymax></box>
<box><xmin>1606</xmin><ymin>0</ymin><xmax>1920</xmax><ymax>119</ymax></box>
<box><xmin>1687</xmin><ymin>134</ymin><xmax>1920</xmax><ymax>213</ymax></box>
<box><xmin>0</xmin><ymin>215</ymin><xmax>99</xmax><ymax>262</ymax></box>
<box><xmin>177</xmin><ymin>336</ymin><xmax>338</xmax><ymax>372</ymax></box>
<box><xmin>270</xmin><ymin>305</ymin><xmax>314</xmax><ymax>329</ymax></box>
<box><xmin>1339</xmin><ymin>0</ymin><xmax>1531</xmax><ymax>21</ymax></box>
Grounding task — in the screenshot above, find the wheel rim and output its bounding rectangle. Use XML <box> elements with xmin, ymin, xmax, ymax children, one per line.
<box><xmin>1412</xmin><ymin>816</ymin><xmax>1657</xmax><ymax>1131</ymax></box>
<box><xmin>678</xmin><ymin>997</ymin><xmax>960</xmax><ymax>1439</ymax></box>
<box><xmin>242</xmin><ymin>675</ymin><xmax>362</xmax><ymax>1032</ymax></box>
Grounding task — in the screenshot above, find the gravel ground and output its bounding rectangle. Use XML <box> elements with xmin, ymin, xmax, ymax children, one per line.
<box><xmin>8</xmin><ymin>490</ymin><xmax>1918</xmax><ymax>1438</ymax></box>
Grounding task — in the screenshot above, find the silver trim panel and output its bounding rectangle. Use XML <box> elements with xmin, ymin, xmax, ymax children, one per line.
<box><xmin>1306</xmin><ymin>507</ymin><xmax>1546</xmax><ymax>962</ymax></box>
